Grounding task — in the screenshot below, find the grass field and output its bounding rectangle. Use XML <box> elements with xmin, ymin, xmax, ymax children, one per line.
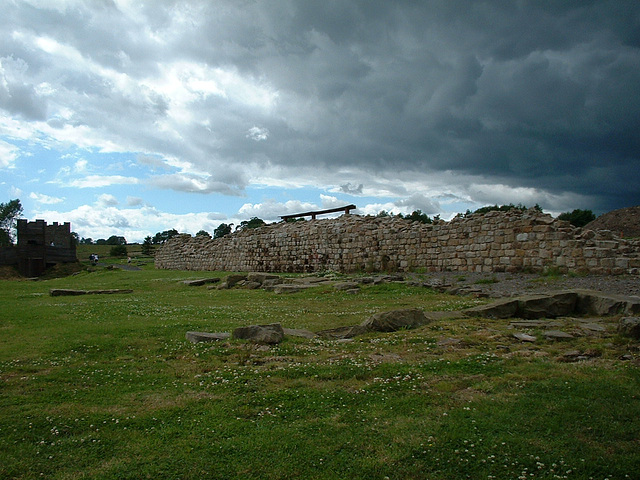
<box><xmin>1</xmin><ymin>265</ymin><xmax>639</xmax><ymax>479</ymax></box>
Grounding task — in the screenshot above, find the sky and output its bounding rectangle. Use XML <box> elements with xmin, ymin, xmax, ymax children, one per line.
<box><xmin>1</xmin><ymin>0</ymin><xmax>639</xmax><ymax>243</ymax></box>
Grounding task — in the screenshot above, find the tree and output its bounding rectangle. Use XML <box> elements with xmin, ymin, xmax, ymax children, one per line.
<box><xmin>214</xmin><ymin>223</ymin><xmax>232</xmax><ymax>238</ymax></box>
<box><xmin>196</xmin><ymin>230</ymin><xmax>211</xmax><ymax>238</ymax></box>
<box><xmin>403</xmin><ymin>210</ymin><xmax>432</xmax><ymax>224</ymax></box>
<box><xmin>106</xmin><ymin>235</ymin><xmax>127</xmax><ymax>245</ymax></box>
<box><xmin>152</xmin><ymin>229</ymin><xmax>179</xmax><ymax>244</ymax></box>
<box><xmin>141</xmin><ymin>236</ymin><xmax>154</xmax><ymax>256</ymax></box>
<box><xmin>236</xmin><ymin>217</ymin><xmax>266</xmax><ymax>231</ymax></box>
<box><xmin>0</xmin><ymin>199</ymin><xmax>23</xmax><ymax>246</ymax></box>
<box><xmin>558</xmin><ymin>209</ymin><xmax>596</xmax><ymax>228</ymax></box>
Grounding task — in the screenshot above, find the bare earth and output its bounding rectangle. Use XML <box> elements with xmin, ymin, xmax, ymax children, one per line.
<box><xmin>418</xmin><ymin>271</ymin><xmax>640</xmax><ymax>298</ymax></box>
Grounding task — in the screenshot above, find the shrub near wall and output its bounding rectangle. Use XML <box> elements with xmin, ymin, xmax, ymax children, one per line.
<box><xmin>155</xmin><ymin>210</ymin><xmax>640</xmax><ymax>275</ymax></box>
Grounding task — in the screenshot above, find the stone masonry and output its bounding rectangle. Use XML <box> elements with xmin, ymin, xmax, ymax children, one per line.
<box><xmin>154</xmin><ymin>210</ymin><xmax>640</xmax><ymax>275</ymax></box>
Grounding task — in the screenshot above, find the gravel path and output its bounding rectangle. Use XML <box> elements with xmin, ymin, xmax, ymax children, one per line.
<box><xmin>415</xmin><ymin>272</ymin><xmax>640</xmax><ymax>298</ymax></box>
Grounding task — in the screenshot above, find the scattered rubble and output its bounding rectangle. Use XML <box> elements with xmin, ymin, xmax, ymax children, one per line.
<box><xmin>49</xmin><ymin>288</ymin><xmax>133</xmax><ymax>296</ymax></box>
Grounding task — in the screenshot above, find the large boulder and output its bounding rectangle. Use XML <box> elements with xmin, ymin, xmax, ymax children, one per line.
<box><xmin>225</xmin><ymin>274</ymin><xmax>248</xmax><ymax>288</ymax></box>
<box><xmin>573</xmin><ymin>290</ymin><xmax>639</xmax><ymax>316</ymax></box>
<box><xmin>464</xmin><ymin>298</ymin><xmax>520</xmax><ymax>319</ymax></box>
<box><xmin>316</xmin><ymin>308</ymin><xmax>433</xmax><ymax>340</ymax></box>
<box><xmin>618</xmin><ymin>317</ymin><xmax>640</xmax><ymax>339</ymax></box>
<box><xmin>232</xmin><ymin>323</ymin><xmax>285</xmax><ymax>344</ymax></box>
<box><xmin>517</xmin><ymin>292</ymin><xmax>578</xmax><ymax>319</ymax></box>
<box><xmin>186</xmin><ymin>331</ymin><xmax>230</xmax><ymax>343</ymax></box>
<box><xmin>247</xmin><ymin>272</ymin><xmax>281</xmax><ymax>284</ymax></box>
<box><xmin>360</xmin><ymin>308</ymin><xmax>431</xmax><ymax>332</ymax></box>
<box><xmin>316</xmin><ymin>325</ymin><xmax>369</xmax><ymax>340</ymax></box>
<box><xmin>466</xmin><ymin>290</ymin><xmax>640</xmax><ymax>319</ymax></box>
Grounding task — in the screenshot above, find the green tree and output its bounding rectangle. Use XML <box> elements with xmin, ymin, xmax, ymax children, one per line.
<box><xmin>236</xmin><ymin>217</ymin><xmax>266</xmax><ymax>231</ymax></box>
<box><xmin>404</xmin><ymin>210</ymin><xmax>432</xmax><ymax>224</ymax></box>
<box><xmin>558</xmin><ymin>209</ymin><xmax>596</xmax><ymax>228</ymax></box>
<box><xmin>152</xmin><ymin>229</ymin><xmax>179</xmax><ymax>244</ymax></box>
<box><xmin>106</xmin><ymin>235</ymin><xmax>127</xmax><ymax>245</ymax></box>
<box><xmin>196</xmin><ymin>230</ymin><xmax>211</xmax><ymax>238</ymax></box>
<box><xmin>141</xmin><ymin>236</ymin><xmax>154</xmax><ymax>256</ymax></box>
<box><xmin>214</xmin><ymin>223</ymin><xmax>232</xmax><ymax>238</ymax></box>
<box><xmin>0</xmin><ymin>199</ymin><xmax>23</xmax><ymax>246</ymax></box>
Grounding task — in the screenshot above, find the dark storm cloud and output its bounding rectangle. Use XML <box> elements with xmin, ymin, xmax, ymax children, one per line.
<box><xmin>2</xmin><ymin>0</ymin><xmax>639</xmax><ymax>214</ymax></box>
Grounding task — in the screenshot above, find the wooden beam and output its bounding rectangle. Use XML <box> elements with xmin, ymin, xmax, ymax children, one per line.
<box><xmin>280</xmin><ymin>204</ymin><xmax>356</xmax><ymax>221</ymax></box>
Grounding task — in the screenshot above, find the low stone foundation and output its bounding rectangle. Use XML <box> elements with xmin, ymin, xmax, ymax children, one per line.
<box><xmin>155</xmin><ymin>210</ymin><xmax>640</xmax><ymax>275</ymax></box>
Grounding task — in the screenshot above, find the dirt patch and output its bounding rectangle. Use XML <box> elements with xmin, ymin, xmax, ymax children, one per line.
<box><xmin>585</xmin><ymin>205</ymin><xmax>640</xmax><ymax>238</ymax></box>
<box><xmin>0</xmin><ymin>265</ymin><xmax>21</xmax><ymax>279</ymax></box>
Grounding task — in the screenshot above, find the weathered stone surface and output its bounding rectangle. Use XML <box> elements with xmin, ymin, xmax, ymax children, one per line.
<box><xmin>316</xmin><ymin>325</ymin><xmax>369</xmax><ymax>340</ymax></box>
<box><xmin>181</xmin><ymin>278</ymin><xmax>220</xmax><ymax>286</ymax></box>
<box><xmin>573</xmin><ymin>289</ymin><xmax>633</xmax><ymax>315</ymax></box>
<box><xmin>513</xmin><ymin>333</ymin><xmax>537</xmax><ymax>342</ymax></box>
<box><xmin>360</xmin><ymin>308</ymin><xmax>430</xmax><ymax>332</ymax></box>
<box><xmin>282</xmin><ymin>328</ymin><xmax>317</xmax><ymax>339</ymax></box>
<box><xmin>543</xmin><ymin>330</ymin><xmax>574</xmax><ymax>339</ymax></box>
<box><xmin>185</xmin><ymin>331</ymin><xmax>230</xmax><ymax>343</ymax></box>
<box><xmin>225</xmin><ymin>274</ymin><xmax>248</xmax><ymax>288</ymax></box>
<box><xmin>334</xmin><ymin>281</ymin><xmax>359</xmax><ymax>291</ymax></box>
<box><xmin>465</xmin><ymin>298</ymin><xmax>520</xmax><ymax>319</ymax></box>
<box><xmin>232</xmin><ymin>323</ymin><xmax>285</xmax><ymax>344</ymax></box>
<box><xmin>50</xmin><ymin>289</ymin><xmax>87</xmax><ymax>296</ymax></box>
<box><xmin>247</xmin><ymin>272</ymin><xmax>281</xmax><ymax>284</ymax></box>
<box><xmin>49</xmin><ymin>288</ymin><xmax>133</xmax><ymax>296</ymax></box>
<box><xmin>517</xmin><ymin>292</ymin><xmax>578</xmax><ymax>319</ymax></box>
<box><xmin>618</xmin><ymin>317</ymin><xmax>640</xmax><ymax>339</ymax></box>
<box><xmin>271</xmin><ymin>284</ymin><xmax>313</xmax><ymax>294</ymax></box>
<box><xmin>467</xmin><ymin>290</ymin><xmax>640</xmax><ymax>319</ymax></box>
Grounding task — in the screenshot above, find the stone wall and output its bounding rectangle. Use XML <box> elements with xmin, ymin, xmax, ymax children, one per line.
<box><xmin>155</xmin><ymin>210</ymin><xmax>640</xmax><ymax>275</ymax></box>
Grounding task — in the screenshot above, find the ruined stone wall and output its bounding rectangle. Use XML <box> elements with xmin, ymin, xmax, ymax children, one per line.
<box><xmin>155</xmin><ymin>210</ymin><xmax>640</xmax><ymax>275</ymax></box>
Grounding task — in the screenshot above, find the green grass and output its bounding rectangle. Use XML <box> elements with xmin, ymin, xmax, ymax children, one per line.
<box><xmin>1</xmin><ymin>268</ymin><xmax>639</xmax><ymax>479</ymax></box>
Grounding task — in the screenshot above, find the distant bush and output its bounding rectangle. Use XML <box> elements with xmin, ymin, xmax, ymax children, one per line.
<box><xmin>467</xmin><ymin>203</ymin><xmax>542</xmax><ymax>216</ymax></box>
<box><xmin>400</xmin><ymin>210</ymin><xmax>433</xmax><ymax>224</ymax></box>
<box><xmin>557</xmin><ymin>209</ymin><xmax>596</xmax><ymax>228</ymax></box>
<box><xmin>110</xmin><ymin>245</ymin><xmax>128</xmax><ymax>257</ymax></box>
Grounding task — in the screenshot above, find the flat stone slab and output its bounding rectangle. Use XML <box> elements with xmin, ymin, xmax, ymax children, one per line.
<box><xmin>513</xmin><ymin>333</ymin><xmax>537</xmax><ymax>342</ymax></box>
<box><xmin>181</xmin><ymin>278</ymin><xmax>221</xmax><ymax>286</ymax></box>
<box><xmin>232</xmin><ymin>323</ymin><xmax>285</xmax><ymax>344</ymax></box>
<box><xmin>543</xmin><ymin>330</ymin><xmax>574</xmax><ymax>339</ymax></box>
<box><xmin>619</xmin><ymin>317</ymin><xmax>640</xmax><ymax>339</ymax></box>
<box><xmin>282</xmin><ymin>328</ymin><xmax>317</xmax><ymax>339</ymax></box>
<box><xmin>50</xmin><ymin>288</ymin><xmax>133</xmax><ymax>296</ymax></box>
<box><xmin>270</xmin><ymin>284</ymin><xmax>314</xmax><ymax>294</ymax></box>
<box><xmin>466</xmin><ymin>290</ymin><xmax>640</xmax><ymax>319</ymax></box>
<box><xmin>186</xmin><ymin>331</ymin><xmax>231</xmax><ymax>343</ymax></box>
